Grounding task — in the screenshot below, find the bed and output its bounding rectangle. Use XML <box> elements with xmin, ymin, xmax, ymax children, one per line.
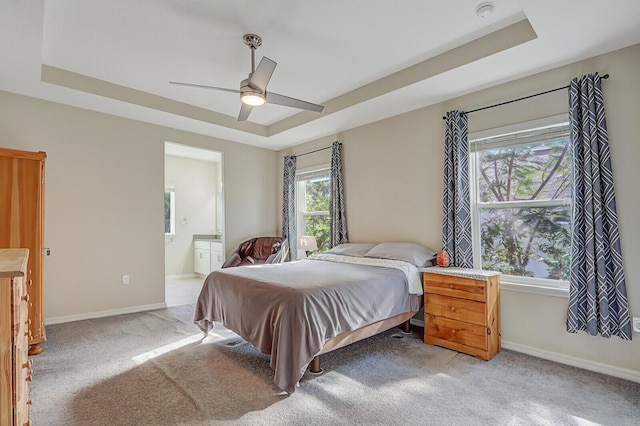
<box><xmin>193</xmin><ymin>242</ymin><xmax>434</xmax><ymax>393</ymax></box>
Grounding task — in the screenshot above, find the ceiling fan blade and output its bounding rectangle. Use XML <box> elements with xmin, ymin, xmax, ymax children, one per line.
<box><xmin>266</xmin><ymin>92</ymin><xmax>325</xmax><ymax>113</ymax></box>
<box><xmin>170</xmin><ymin>81</ymin><xmax>240</xmax><ymax>94</ymax></box>
<box><xmin>248</xmin><ymin>57</ymin><xmax>277</xmax><ymax>92</ymax></box>
<box><xmin>237</xmin><ymin>103</ymin><xmax>253</xmax><ymax>121</ymax></box>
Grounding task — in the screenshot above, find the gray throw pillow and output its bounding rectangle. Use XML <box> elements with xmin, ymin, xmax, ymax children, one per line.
<box><xmin>325</xmin><ymin>243</ymin><xmax>377</xmax><ymax>257</ymax></box>
<box><xmin>364</xmin><ymin>242</ymin><xmax>436</xmax><ymax>267</ymax></box>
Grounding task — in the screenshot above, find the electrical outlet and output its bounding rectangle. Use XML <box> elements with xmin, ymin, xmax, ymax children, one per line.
<box><xmin>633</xmin><ymin>317</ymin><xmax>640</xmax><ymax>333</ymax></box>
<box><xmin>121</xmin><ymin>274</ymin><xmax>130</xmax><ymax>285</ymax></box>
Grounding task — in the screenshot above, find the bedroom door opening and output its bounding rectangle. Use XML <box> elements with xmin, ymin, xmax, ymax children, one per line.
<box><xmin>163</xmin><ymin>141</ymin><xmax>224</xmax><ymax>306</ymax></box>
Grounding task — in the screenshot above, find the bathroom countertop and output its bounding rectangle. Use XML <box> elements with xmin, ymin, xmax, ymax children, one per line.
<box><xmin>193</xmin><ymin>234</ymin><xmax>223</xmax><ymax>242</ymax></box>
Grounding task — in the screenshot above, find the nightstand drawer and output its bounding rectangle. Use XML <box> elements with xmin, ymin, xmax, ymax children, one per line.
<box><xmin>425</xmin><ymin>293</ymin><xmax>486</xmax><ymax>325</ymax></box>
<box><xmin>424</xmin><ymin>273</ymin><xmax>485</xmax><ymax>302</ymax></box>
<box><xmin>424</xmin><ymin>315</ymin><xmax>487</xmax><ymax>351</ymax></box>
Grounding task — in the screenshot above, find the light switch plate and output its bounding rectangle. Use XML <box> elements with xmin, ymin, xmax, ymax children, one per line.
<box><xmin>633</xmin><ymin>317</ymin><xmax>640</xmax><ymax>333</ymax></box>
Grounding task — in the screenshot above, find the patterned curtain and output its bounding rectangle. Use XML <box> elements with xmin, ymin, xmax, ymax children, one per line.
<box><xmin>442</xmin><ymin>110</ymin><xmax>473</xmax><ymax>268</ymax></box>
<box><xmin>566</xmin><ymin>73</ymin><xmax>631</xmax><ymax>339</ymax></box>
<box><xmin>330</xmin><ymin>141</ymin><xmax>348</xmax><ymax>247</ymax></box>
<box><xmin>282</xmin><ymin>155</ymin><xmax>297</xmax><ymax>260</ymax></box>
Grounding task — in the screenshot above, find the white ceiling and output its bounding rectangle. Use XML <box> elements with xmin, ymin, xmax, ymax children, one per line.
<box><xmin>2</xmin><ymin>1</ymin><xmax>640</xmax><ymax>151</ymax></box>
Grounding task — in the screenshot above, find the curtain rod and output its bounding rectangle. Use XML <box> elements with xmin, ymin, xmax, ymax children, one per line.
<box><xmin>442</xmin><ymin>74</ymin><xmax>610</xmax><ymax>120</ymax></box>
<box><xmin>292</xmin><ymin>144</ymin><xmax>333</xmax><ymax>158</ymax></box>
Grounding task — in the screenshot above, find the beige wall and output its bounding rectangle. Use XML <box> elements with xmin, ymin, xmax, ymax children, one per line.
<box><xmin>0</xmin><ymin>92</ymin><xmax>278</xmax><ymax>320</ymax></box>
<box><xmin>277</xmin><ymin>44</ymin><xmax>640</xmax><ymax>378</ymax></box>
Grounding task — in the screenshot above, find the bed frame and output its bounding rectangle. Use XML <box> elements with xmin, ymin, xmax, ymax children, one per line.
<box><xmin>308</xmin><ymin>309</ymin><xmax>417</xmax><ymax>374</ymax></box>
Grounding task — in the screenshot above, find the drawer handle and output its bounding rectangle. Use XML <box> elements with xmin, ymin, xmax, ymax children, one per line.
<box><xmin>27</xmin><ymin>399</ymin><xmax>33</xmax><ymax>405</ymax></box>
<box><xmin>26</xmin><ymin>374</ymin><xmax>32</xmax><ymax>382</ymax></box>
<box><xmin>449</xmin><ymin>284</ymin><xmax>454</xmax><ymax>289</ymax></box>
<box><xmin>22</xmin><ymin>359</ymin><xmax>33</xmax><ymax>369</ymax></box>
<box><xmin>451</xmin><ymin>329</ymin><xmax>456</xmax><ymax>334</ymax></box>
<box><xmin>450</xmin><ymin>306</ymin><xmax>455</xmax><ymax>312</ymax></box>
<box><xmin>28</xmin><ymin>279</ymin><xmax>33</xmax><ymax>285</ymax></box>
<box><xmin>21</xmin><ymin>293</ymin><xmax>30</xmax><ymax>302</ymax></box>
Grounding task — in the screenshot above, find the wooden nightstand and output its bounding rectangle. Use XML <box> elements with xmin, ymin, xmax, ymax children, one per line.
<box><xmin>422</xmin><ymin>266</ymin><xmax>500</xmax><ymax>361</ymax></box>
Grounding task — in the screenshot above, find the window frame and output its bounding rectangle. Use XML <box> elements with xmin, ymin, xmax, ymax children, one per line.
<box><xmin>295</xmin><ymin>165</ymin><xmax>331</xmax><ymax>253</ymax></box>
<box><xmin>165</xmin><ymin>185</ymin><xmax>176</xmax><ymax>236</ymax></box>
<box><xmin>469</xmin><ymin>115</ymin><xmax>571</xmax><ymax>293</ymax></box>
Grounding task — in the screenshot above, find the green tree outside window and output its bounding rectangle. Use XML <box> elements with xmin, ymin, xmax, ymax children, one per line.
<box><xmin>474</xmin><ymin>127</ymin><xmax>572</xmax><ymax>281</ymax></box>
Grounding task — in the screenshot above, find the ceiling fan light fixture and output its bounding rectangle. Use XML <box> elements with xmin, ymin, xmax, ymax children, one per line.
<box><xmin>241</xmin><ymin>91</ymin><xmax>265</xmax><ymax>106</ymax></box>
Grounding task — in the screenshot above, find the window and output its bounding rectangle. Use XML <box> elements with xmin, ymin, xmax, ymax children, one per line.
<box><xmin>470</xmin><ymin>116</ymin><xmax>571</xmax><ymax>288</ymax></box>
<box><xmin>296</xmin><ymin>167</ymin><xmax>331</xmax><ymax>253</ymax></box>
<box><xmin>165</xmin><ymin>186</ymin><xmax>176</xmax><ymax>235</ymax></box>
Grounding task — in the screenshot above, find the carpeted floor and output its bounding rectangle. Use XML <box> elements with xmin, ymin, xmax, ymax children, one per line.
<box><xmin>29</xmin><ymin>305</ymin><xmax>640</xmax><ymax>425</ymax></box>
<box><xmin>165</xmin><ymin>276</ymin><xmax>204</xmax><ymax>307</ymax></box>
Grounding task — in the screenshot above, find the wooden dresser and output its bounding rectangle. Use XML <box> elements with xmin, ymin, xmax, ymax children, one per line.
<box><xmin>422</xmin><ymin>266</ymin><xmax>500</xmax><ymax>361</ymax></box>
<box><xmin>1</xmin><ymin>249</ymin><xmax>32</xmax><ymax>426</ymax></box>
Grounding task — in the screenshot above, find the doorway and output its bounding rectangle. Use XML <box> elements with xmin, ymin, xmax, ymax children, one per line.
<box><xmin>164</xmin><ymin>141</ymin><xmax>224</xmax><ymax>306</ymax></box>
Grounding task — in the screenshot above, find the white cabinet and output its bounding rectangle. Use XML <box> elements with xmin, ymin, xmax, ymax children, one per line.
<box><xmin>194</xmin><ymin>241</ymin><xmax>210</xmax><ymax>276</ymax></box>
<box><xmin>194</xmin><ymin>240</ymin><xmax>224</xmax><ymax>276</ymax></box>
<box><xmin>210</xmin><ymin>241</ymin><xmax>224</xmax><ymax>271</ymax></box>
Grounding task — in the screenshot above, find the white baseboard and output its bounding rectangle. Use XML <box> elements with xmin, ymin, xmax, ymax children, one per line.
<box><xmin>45</xmin><ymin>303</ymin><xmax>167</xmax><ymax>325</ymax></box>
<box><xmin>165</xmin><ymin>273</ymin><xmax>197</xmax><ymax>280</ymax></box>
<box><xmin>409</xmin><ymin>319</ymin><xmax>639</xmax><ymax>383</ymax></box>
<box><xmin>501</xmin><ymin>340</ymin><xmax>640</xmax><ymax>384</ymax></box>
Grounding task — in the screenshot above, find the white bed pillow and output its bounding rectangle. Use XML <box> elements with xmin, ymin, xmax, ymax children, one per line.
<box><xmin>325</xmin><ymin>243</ymin><xmax>377</xmax><ymax>257</ymax></box>
<box><xmin>364</xmin><ymin>242</ymin><xmax>436</xmax><ymax>267</ymax></box>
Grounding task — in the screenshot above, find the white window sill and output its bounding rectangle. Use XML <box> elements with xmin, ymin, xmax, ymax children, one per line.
<box><xmin>500</xmin><ymin>280</ymin><xmax>568</xmax><ymax>298</ymax></box>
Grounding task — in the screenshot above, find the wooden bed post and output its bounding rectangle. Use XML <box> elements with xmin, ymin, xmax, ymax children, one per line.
<box><xmin>402</xmin><ymin>320</ymin><xmax>411</xmax><ymax>334</ymax></box>
<box><xmin>309</xmin><ymin>356</ymin><xmax>322</xmax><ymax>374</ymax></box>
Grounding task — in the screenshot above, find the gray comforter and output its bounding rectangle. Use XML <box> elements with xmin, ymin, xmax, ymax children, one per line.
<box><xmin>193</xmin><ymin>256</ymin><xmax>418</xmax><ymax>393</ymax></box>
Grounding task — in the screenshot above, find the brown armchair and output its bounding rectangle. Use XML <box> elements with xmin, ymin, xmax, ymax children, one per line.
<box><xmin>221</xmin><ymin>236</ymin><xmax>288</xmax><ymax>268</ymax></box>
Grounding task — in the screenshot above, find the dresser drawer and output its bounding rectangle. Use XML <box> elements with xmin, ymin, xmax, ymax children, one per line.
<box><xmin>0</xmin><ymin>249</ymin><xmax>32</xmax><ymax>425</ymax></box>
<box><xmin>425</xmin><ymin>293</ymin><xmax>486</xmax><ymax>325</ymax></box>
<box><xmin>423</xmin><ymin>273</ymin><xmax>485</xmax><ymax>302</ymax></box>
<box><xmin>424</xmin><ymin>314</ymin><xmax>487</xmax><ymax>351</ymax></box>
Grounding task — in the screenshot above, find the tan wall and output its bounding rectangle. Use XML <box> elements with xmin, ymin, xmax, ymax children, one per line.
<box><xmin>0</xmin><ymin>92</ymin><xmax>277</xmax><ymax>320</ymax></box>
<box><xmin>277</xmin><ymin>44</ymin><xmax>640</xmax><ymax>376</ymax></box>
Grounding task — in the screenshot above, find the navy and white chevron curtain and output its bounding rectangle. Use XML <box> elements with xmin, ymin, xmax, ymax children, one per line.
<box><xmin>330</xmin><ymin>141</ymin><xmax>348</xmax><ymax>247</ymax></box>
<box><xmin>566</xmin><ymin>73</ymin><xmax>631</xmax><ymax>340</ymax></box>
<box><xmin>442</xmin><ymin>110</ymin><xmax>473</xmax><ymax>268</ymax></box>
<box><xmin>282</xmin><ymin>155</ymin><xmax>297</xmax><ymax>261</ymax></box>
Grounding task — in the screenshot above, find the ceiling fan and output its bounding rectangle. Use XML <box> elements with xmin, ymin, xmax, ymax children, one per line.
<box><xmin>170</xmin><ymin>34</ymin><xmax>325</xmax><ymax>122</ymax></box>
